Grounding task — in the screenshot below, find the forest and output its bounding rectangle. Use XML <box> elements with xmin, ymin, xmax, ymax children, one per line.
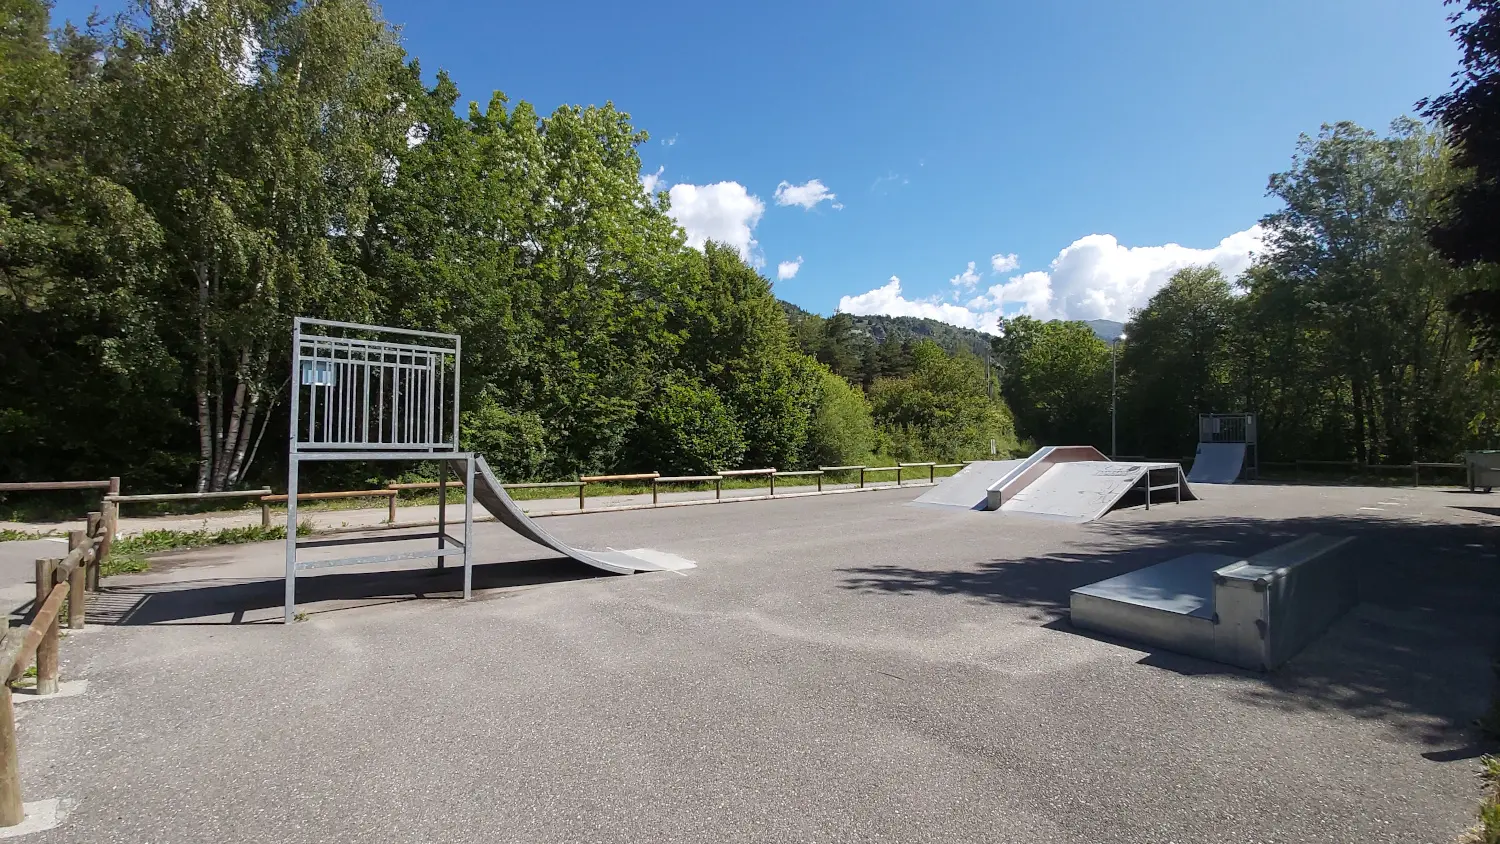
<box><xmin>2</xmin><ymin>0</ymin><xmax>1499</xmax><ymax>494</ymax></box>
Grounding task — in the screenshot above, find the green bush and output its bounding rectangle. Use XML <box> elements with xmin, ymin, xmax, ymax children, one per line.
<box><xmin>805</xmin><ymin>368</ymin><xmax>875</xmax><ymax>466</ymax></box>
<box><xmin>461</xmin><ymin>390</ymin><xmax>550</xmax><ymax>481</ymax></box>
<box><xmin>868</xmin><ymin>341</ymin><xmax>1019</xmax><ymax>461</ymax></box>
<box><xmin>637</xmin><ymin>374</ymin><xmax>746</xmax><ymax>474</ymax></box>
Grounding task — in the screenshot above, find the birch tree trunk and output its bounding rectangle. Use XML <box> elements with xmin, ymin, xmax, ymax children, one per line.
<box><xmin>195</xmin><ymin>263</ymin><xmax>214</xmax><ymax>492</ymax></box>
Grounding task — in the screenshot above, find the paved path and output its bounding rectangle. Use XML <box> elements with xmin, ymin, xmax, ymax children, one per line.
<box><xmin>6</xmin><ymin>483</ymin><xmax>1500</xmax><ymax>842</ymax></box>
<box><xmin>0</xmin><ymin>479</ymin><xmax>909</xmax><ymax>537</ymax></box>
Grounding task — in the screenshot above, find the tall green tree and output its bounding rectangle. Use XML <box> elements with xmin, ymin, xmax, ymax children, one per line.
<box><xmin>1118</xmin><ymin>267</ymin><xmax>1240</xmax><ymax>458</ymax></box>
<box><xmin>993</xmin><ymin>316</ymin><xmax>1110</xmax><ymax>449</ymax></box>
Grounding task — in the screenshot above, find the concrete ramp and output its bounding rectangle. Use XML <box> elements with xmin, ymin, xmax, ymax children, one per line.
<box><xmin>1000</xmin><ymin>462</ymin><xmax>1194</xmax><ymax>523</ymax></box>
<box><xmin>450</xmin><ymin>456</ymin><xmax>695</xmax><ymax>574</ymax></box>
<box><xmin>910</xmin><ymin>459</ymin><xmax>1026</xmax><ymax>510</ymax></box>
<box><xmin>1070</xmin><ymin>535</ymin><xmax>1355</xmax><ymax>671</ymax></box>
<box><xmin>1188</xmin><ymin>442</ymin><xmax>1246</xmax><ymax>484</ymax></box>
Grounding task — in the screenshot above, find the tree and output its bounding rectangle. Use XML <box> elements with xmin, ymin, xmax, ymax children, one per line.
<box><xmin>1419</xmin><ymin>0</ymin><xmax>1500</xmax><ymax>358</ymax></box>
<box><xmin>869</xmin><ymin>341</ymin><xmax>1016</xmax><ymax>461</ymax></box>
<box><xmin>994</xmin><ymin>316</ymin><xmax>1110</xmax><ymax>449</ymax></box>
<box><xmin>1118</xmin><ymin>267</ymin><xmax>1239</xmax><ymax>458</ymax></box>
<box><xmin>804</xmin><ymin>367</ymin><xmax>875</xmax><ymax>466</ymax></box>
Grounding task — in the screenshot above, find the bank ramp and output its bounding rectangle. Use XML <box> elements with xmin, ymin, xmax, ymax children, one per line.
<box><xmin>999</xmin><ymin>461</ymin><xmax>1194</xmax><ymax>523</ymax></box>
<box><xmin>449</xmin><ymin>456</ymin><xmax>696</xmax><ymax>575</ymax></box>
<box><xmin>911</xmin><ymin>459</ymin><xmax>1026</xmax><ymax>510</ymax></box>
<box><xmin>1187</xmin><ymin>441</ymin><xmax>1247</xmax><ymax>484</ymax></box>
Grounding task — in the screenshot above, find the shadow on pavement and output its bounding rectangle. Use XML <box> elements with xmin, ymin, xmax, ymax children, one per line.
<box><xmin>86</xmin><ymin>556</ymin><xmax>611</xmax><ymax>626</ymax></box>
<box><xmin>839</xmin><ymin>512</ymin><xmax>1500</xmax><ymax>746</ymax></box>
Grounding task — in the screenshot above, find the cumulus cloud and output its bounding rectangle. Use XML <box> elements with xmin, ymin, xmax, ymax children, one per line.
<box><xmin>991</xmin><ymin>226</ymin><xmax>1266</xmax><ymax>321</ymax></box>
<box><xmin>833</xmin><ymin>226</ymin><xmax>1264</xmax><ymax>334</ymax></box>
<box><xmin>774</xmin><ymin>179</ymin><xmax>841</xmax><ymax>211</ymax></box>
<box><xmin>662</xmin><ymin>134</ymin><xmax>678</xmax><ymax>146</ymax></box>
<box><xmin>666</xmin><ymin>181</ymin><xmax>765</xmax><ymax>261</ymax></box>
<box><xmin>777</xmin><ymin>257</ymin><xmax>804</xmax><ymax>281</ymax></box>
<box><xmin>838</xmin><ymin>277</ymin><xmax>1001</xmax><ymax>334</ymax></box>
<box><xmin>641</xmin><ymin>165</ymin><xmax>666</xmax><ymax>196</ymax></box>
<box><xmin>949</xmin><ymin>261</ymin><xmax>982</xmax><ymax>290</ymax></box>
<box><xmin>990</xmin><ymin>252</ymin><xmax>1020</xmax><ymax>273</ymax></box>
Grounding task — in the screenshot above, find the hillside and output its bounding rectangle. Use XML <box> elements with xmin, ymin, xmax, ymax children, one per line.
<box><xmin>780</xmin><ymin>301</ymin><xmax>1125</xmax><ymax>353</ymax></box>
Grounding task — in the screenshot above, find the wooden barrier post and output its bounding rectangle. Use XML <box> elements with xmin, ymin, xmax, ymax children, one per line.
<box><xmin>896</xmin><ymin>466</ymin><xmax>903</xmax><ymax>487</ymax></box>
<box><xmin>817</xmin><ymin>473</ymin><xmax>822</xmax><ymax>492</ymax></box>
<box><xmin>652</xmin><ymin>479</ymin><xmax>659</xmax><ymax>505</ymax></box>
<box><xmin>0</xmin><ymin>681</ymin><xmax>20</xmax><ymax>827</ymax></box>
<box><xmin>716</xmin><ymin>478</ymin><xmax>722</xmax><ymax>499</ymax></box>
<box><xmin>1413</xmin><ymin>461</ymin><xmax>1420</xmax><ymax>488</ymax></box>
<box><xmin>769</xmin><ymin>473</ymin><xmax>776</xmax><ymax>496</ymax></box>
<box><xmin>859</xmin><ymin>468</ymin><xmax>866</xmax><ymax>488</ymax></box>
<box><xmin>69</xmin><ymin>526</ymin><xmax>90</xmax><ymax>630</ymax></box>
<box><xmin>34</xmin><ymin>558</ymin><xmax>58</xmax><ymax>696</ymax></box>
<box><xmin>387</xmin><ymin>493</ymin><xmax>398</xmax><ymax>524</ymax></box>
<box><xmin>91</xmin><ymin>500</ymin><xmax>116</xmax><ymax>591</ymax></box>
<box><xmin>261</xmin><ymin>501</ymin><xmax>272</xmax><ymax>529</ymax></box>
<box><xmin>579</xmin><ymin>482</ymin><xmax>586</xmax><ymax>510</ymax></box>
<box><xmin>929</xmin><ymin>464</ymin><xmax>935</xmax><ymax>483</ymax></box>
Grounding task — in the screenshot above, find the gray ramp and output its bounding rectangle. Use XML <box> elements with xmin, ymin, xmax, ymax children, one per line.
<box><xmin>1187</xmin><ymin>442</ymin><xmax>1245</xmax><ymax>484</ymax></box>
<box><xmin>1069</xmin><ymin>553</ymin><xmax>1237</xmax><ymax>660</ymax></box>
<box><xmin>450</xmin><ymin>456</ymin><xmax>694</xmax><ymax>574</ymax></box>
<box><xmin>1001</xmin><ymin>461</ymin><xmax>1193</xmax><ymax>523</ymax></box>
<box><xmin>910</xmin><ymin>459</ymin><xmax>1025</xmax><ymax>510</ymax></box>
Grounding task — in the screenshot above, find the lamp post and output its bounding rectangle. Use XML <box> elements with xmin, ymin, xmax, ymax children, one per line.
<box><xmin>1111</xmin><ymin>332</ymin><xmax>1126</xmax><ymax>459</ymax></box>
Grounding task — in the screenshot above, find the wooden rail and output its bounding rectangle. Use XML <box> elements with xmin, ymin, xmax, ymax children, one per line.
<box><xmin>0</xmin><ymin>511</ymin><xmax>111</xmax><ymax>826</ymax></box>
<box><xmin>652</xmin><ymin>475</ymin><xmax>724</xmax><ymax>504</ymax></box>
<box><xmin>772</xmin><ymin>469</ymin><xmax>824</xmax><ymax>494</ymax></box>
<box><xmin>899</xmin><ymin>462</ymin><xmax>938</xmax><ymax>483</ymax></box>
<box><xmin>860</xmin><ymin>466</ymin><xmax>903</xmax><ymax>487</ymax></box>
<box><xmin>0</xmin><ymin>478</ymin><xmax>117</xmax><ymax>493</ymax></box>
<box><xmin>260</xmin><ymin>489</ymin><xmax>399</xmax><ymax>526</ymax></box>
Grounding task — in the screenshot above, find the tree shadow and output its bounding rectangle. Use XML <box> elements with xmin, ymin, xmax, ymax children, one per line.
<box><xmin>83</xmin><ymin>556</ymin><xmax>614</xmax><ymax>626</ymax></box>
<box><xmin>839</xmin><ymin>512</ymin><xmax>1500</xmax><ymax>746</ymax></box>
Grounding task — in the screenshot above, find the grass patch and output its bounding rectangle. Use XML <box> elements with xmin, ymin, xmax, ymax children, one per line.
<box><xmin>104</xmin><ymin>522</ymin><xmax>313</xmax><ymax>577</ymax></box>
<box><xmin>0</xmin><ymin>528</ymin><xmax>59</xmax><ymax>543</ymax></box>
<box><xmin>1470</xmin><ymin>756</ymin><xmax>1500</xmax><ymax>844</ymax></box>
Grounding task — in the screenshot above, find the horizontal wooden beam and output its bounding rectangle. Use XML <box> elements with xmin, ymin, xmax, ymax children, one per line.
<box><xmin>579</xmin><ymin>473</ymin><xmax>659</xmax><ymax>483</ymax></box>
<box><xmin>654</xmin><ymin>475</ymin><xmax>723</xmax><ymax>483</ymax></box>
<box><xmin>718</xmin><ymin>468</ymin><xmax>775</xmax><ymax>477</ymax></box>
<box><xmin>261</xmin><ymin>489</ymin><xmax>396</xmax><ymax>503</ymax></box>
<box><xmin>108</xmin><ymin>488</ymin><xmax>270</xmax><ymax>503</ymax></box>
<box><xmin>4</xmin><ymin>581</ymin><xmax>67</xmax><ymax>683</ymax></box>
<box><xmin>0</xmin><ymin>480</ymin><xmax>112</xmax><ymax>492</ymax></box>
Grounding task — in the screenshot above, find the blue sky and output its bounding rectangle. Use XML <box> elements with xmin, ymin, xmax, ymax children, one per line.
<box><xmin>52</xmin><ymin>0</ymin><xmax>1461</xmax><ymax>329</ymax></box>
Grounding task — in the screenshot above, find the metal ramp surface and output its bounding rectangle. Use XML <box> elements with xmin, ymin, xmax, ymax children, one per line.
<box><xmin>449</xmin><ymin>456</ymin><xmax>695</xmax><ymax>574</ymax></box>
<box><xmin>1000</xmin><ymin>461</ymin><xmax>1194</xmax><ymax>523</ymax></box>
<box><xmin>1187</xmin><ymin>442</ymin><xmax>1247</xmax><ymax>484</ymax></box>
<box><xmin>910</xmin><ymin>459</ymin><xmax>1026</xmax><ymax>510</ymax></box>
<box><xmin>1069</xmin><ymin>552</ymin><xmax>1237</xmax><ymax>659</ymax></box>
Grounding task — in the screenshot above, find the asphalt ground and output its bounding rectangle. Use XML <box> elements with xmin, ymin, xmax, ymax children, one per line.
<box><xmin>7</xmin><ymin>481</ymin><xmax>1499</xmax><ymax>843</ymax></box>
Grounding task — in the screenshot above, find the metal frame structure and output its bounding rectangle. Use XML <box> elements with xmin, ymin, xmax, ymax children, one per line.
<box><xmin>1198</xmin><ymin>413</ymin><xmax>1258</xmax><ymax>480</ymax></box>
<box><xmin>285</xmin><ymin>318</ymin><xmax>473</xmax><ymax>623</ymax></box>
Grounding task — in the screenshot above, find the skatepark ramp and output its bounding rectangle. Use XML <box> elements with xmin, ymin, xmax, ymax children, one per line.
<box><xmin>1187</xmin><ymin>442</ymin><xmax>1247</xmax><ymax>485</ymax></box>
<box><xmin>999</xmin><ymin>461</ymin><xmax>1193</xmax><ymax>523</ymax></box>
<box><xmin>451</xmin><ymin>456</ymin><xmax>695</xmax><ymax>575</ymax></box>
<box><xmin>911</xmin><ymin>445</ymin><xmax>1195</xmax><ymax>522</ymax></box>
<box><xmin>1069</xmin><ymin>534</ymin><xmax>1354</xmax><ymax>671</ymax></box>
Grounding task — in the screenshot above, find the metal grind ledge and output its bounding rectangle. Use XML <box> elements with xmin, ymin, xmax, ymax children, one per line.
<box><xmin>1070</xmin><ymin>534</ymin><xmax>1355</xmax><ymax>671</ymax></box>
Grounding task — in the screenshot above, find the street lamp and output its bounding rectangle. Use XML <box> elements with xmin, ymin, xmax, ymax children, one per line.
<box><xmin>1111</xmin><ymin>332</ymin><xmax>1127</xmax><ymax>459</ymax></box>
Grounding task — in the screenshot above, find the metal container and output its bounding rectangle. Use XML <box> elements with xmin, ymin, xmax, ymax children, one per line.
<box><xmin>1466</xmin><ymin>451</ymin><xmax>1500</xmax><ymax>493</ymax></box>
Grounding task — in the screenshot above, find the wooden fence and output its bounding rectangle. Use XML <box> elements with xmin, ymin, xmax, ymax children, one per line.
<box><xmin>0</xmin><ymin>509</ymin><xmax>112</xmax><ymax>826</ymax></box>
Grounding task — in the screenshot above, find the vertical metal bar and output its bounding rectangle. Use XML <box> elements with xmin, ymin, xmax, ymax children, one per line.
<box><xmin>463</xmin><ymin>456</ymin><xmax>474</xmax><ymax>600</ymax></box>
<box><xmin>287</xmin><ymin>321</ymin><xmax>302</xmax><ymax>625</ymax></box>
<box><xmin>426</xmin><ymin>355</ymin><xmax>435</xmax><ymax>447</ymax></box>
<box><xmin>362</xmin><ymin>348</ymin><xmax>371</xmax><ymax>444</ymax></box>
<box><xmin>438</xmin><ymin>352</ymin><xmax>446</xmax><ymax>447</ymax></box>
<box><xmin>438</xmin><ymin>461</ymin><xmax>448</xmax><ymax>556</ymax></box>
<box><xmin>453</xmin><ymin>337</ymin><xmax>462</xmax><ymax>450</ymax></box>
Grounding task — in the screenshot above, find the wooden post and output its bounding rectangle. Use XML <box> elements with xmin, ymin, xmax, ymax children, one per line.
<box><xmin>1413</xmin><ymin>461</ymin><xmax>1420</xmax><ymax>488</ymax></box>
<box><xmin>91</xmin><ymin>500</ymin><xmax>116</xmax><ymax>591</ymax></box>
<box><xmin>34</xmin><ymin>558</ymin><xmax>58</xmax><ymax>696</ymax></box>
<box><xmin>715</xmin><ymin>478</ymin><xmax>721</xmax><ymax>500</ymax></box>
<box><xmin>896</xmin><ymin>467</ymin><xmax>903</xmax><ymax>487</ymax></box>
<box><xmin>578</xmin><ymin>482</ymin><xmax>586</xmax><ymax>510</ymax></box>
<box><xmin>386</xmin><ymin>492</ymin><xmax>397</xmax><ymax>524</ymax></box>
<box><xmin>770</xmin><ymin>474</ymin><xmax>776</xmax><ymax>496</ymax></box>
<box><xmin>0</xmin><ymin>683</ymin><xmax>21</xmax><ymax>827</ymax></box>
<box><xmin>859</xmin><ymin>468</ymin><xmax>866</xmax><ymax>489</ymax></box>
<box><xmin>67</xmin><ymin>529</ymin><xmax>87</xmax><ymax>630</ymax></box>
<box><xmin>261</xmin><ymin>501</ymin><xmax>271</xmax><ymax>529</ymax></box>
<box><xmin>817</xmin><ymin>474</ymin><xmax>822</xmax><ymax>492</ymax></box>
<box><xmin>652</xmin><ymin>479</ymin><xmax>659</xmax><ymax>506</ymax></box>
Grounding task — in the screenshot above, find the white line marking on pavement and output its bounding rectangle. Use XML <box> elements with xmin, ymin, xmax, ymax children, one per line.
<box><xmin>0</xmin><ymin>799</ymin><xmax>62</xmax><ymax>837</ymax></box>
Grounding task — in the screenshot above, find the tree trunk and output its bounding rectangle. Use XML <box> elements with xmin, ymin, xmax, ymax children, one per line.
<box><xmin>211</xmin><ymin>349</ymin><xmax>251</xmax><ymax>491</ymax></box>
<box><xmin>195</xmin><ymin>263</ymin><xmax>213</xmax><ymax>493</ymax></box>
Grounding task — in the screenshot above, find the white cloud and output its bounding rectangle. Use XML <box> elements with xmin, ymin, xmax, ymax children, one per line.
<box><xmin>838</xmin><ymin>277</ymin><xmax>1001</xmax><ymax>334</ymax></box>
<box><xmin>662</xmin><ymin>134</ymin><xmax>678</xmax><ymax>146</ymax></box>
<box><xmin>777</xmin><ymin>257</ymin><xmax>804</xmax><ymax>281</ymax></box>
<box><xmin>992</xmin><ymin>226</ymin><xmax>1265</xmax><ymax>321</ymax></box>
<box><xmin>990</xmin><ymin>252</ymin><xmax>1020</xmax><ymax>273</ymax></box>
<box><xmin>833</xmin><ymin>225</ymin><xmax>1264</xmax><ymax>335</ymax></box>
<box><xmin>641</xmin><ymin>166</ymin><xmax>666</xmax><ymax>196</ymax></box>
<box><xmin>870</xmin><ymin>172</ymin><xmax>909</xmax><ymax>193</ymax></box>
<box><xmin>774</xmin><ymin>179</ymin><xmax>840</xmax><ymax>211</ymax></box>
<box><xmin>948</xmin><ymin>261</ymin><xmax>982</xmax><ymax>290</ymax></box>
<box><xmin>666</xmin><ymin>181</ymin><xmax>765</xmax><ymax>261</ymax></box>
